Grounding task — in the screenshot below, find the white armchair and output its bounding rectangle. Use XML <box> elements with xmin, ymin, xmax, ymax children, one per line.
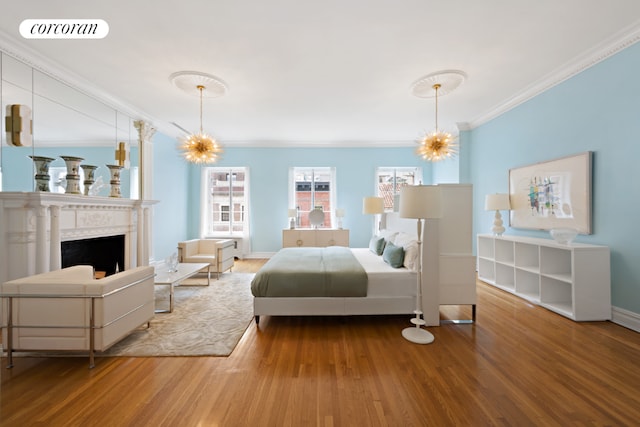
<box><xmin>1</xmin><ymin>265</ymin><xmax>155</xmax><ymax>368</ymax></box>
<box><xmin>177</xmin><ymin>239</ymin><xmax>235</xmax><ymax>284</ymax></box>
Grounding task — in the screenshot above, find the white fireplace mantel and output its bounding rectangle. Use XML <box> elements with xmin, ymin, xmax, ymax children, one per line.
<box><xmin>0</xmin><ymin>192</ymin><xmax>157</xmax><ymax>283</ymax></box>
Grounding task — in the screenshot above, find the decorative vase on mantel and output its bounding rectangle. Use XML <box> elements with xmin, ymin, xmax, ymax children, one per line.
<box><xmin>106</xmin><ymin>164</ymin><xmax>123</xmax><ymax>198</ymax></box>
<box><xmin>60</xmin><ymin>155</ymin><xmax>84</xmax><ymax>194</ymax></box>
<box><xmin>28</xmin><ymin>155</ymin><xmax>56</xmax><ymax>192</ymax></box>
<box><xmin>80</xmin><ymin>164</ymin><xmax>98</xmax><ymax>196</ymax></box>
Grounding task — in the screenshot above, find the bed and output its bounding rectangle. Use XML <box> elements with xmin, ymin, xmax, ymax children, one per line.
<box><xmin>251</xmin><ymin>213</ymin><xmax>429</xmax><ymax>325</ymax></box>
<box><xmin>252</xmin><ymin>185</ymin><xmax>477</xmax><ymax>326</ymax></box>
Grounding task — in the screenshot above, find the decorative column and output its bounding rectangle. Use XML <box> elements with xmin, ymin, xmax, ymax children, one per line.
<box><xmin>136</xmin><ymin>205</ymin><xmax>145</xmax><ymax>267</ymax></box>
<box><xmin>143</xmin><ymin>206</ymin><xmax>152</xmax><ymax>265</ymax></box>
<box><xmin>35</xmin><ymin>206</ymin><xmax>49</xmax><ymax>274</ymax></box>
<box><xmin>133</xmin><ymin>120</ymin><xmax>156</xmax><ymax>200</ymax></box>
<box><xmin>49</xmin><ymin>205</ymin><xmax>62</xmax><ymax>270</ymax></box>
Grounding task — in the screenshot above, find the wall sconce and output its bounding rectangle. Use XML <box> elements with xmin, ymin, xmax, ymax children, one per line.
<box><xmin>115</xmin><ymin>141</ymin><xmax>130</xmax><ymax>168</ymax></box>
<box><xmin>5</xmin><ymin>104</ymin><xmax>33</xmax><ymax>147</ymax></box>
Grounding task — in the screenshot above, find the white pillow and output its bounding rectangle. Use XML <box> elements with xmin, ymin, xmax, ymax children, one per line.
<box><xmin>378</xmin><ymin>230</ymin><xmax>398</xmax><ymax>242</ymax></box>
<box><xmin>393</xmin><ymin>232</ymin><xmax>415</xmax><ymax>247</ymax></box>
<box><xmin>392</xmin><ymin>232</ymin><xmax>419</xmax><ymax>271</ymax></box>
<box><xmin>402</xmin><ymin>241</ymin><xmax>419</xmax><ymax>271</ymax></box>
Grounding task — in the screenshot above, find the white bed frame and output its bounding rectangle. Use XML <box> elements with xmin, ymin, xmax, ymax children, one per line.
<box><xmin>253</xmin><ymin>184</ymin><xmax>477</xmax><ymax>326</ymax></box>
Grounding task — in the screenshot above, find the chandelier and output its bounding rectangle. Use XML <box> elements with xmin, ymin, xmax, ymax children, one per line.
<box><xmin>170</xmin><ymin>71</ymin><xmax>226</xmax><ymax>164</ymax></box>
<box><xmin>412</xmin><ymin>70</ymin><xmax>466</xmax><ymax>162</ymax></box>
<box><xmin>180</xmin><ymin>85</ymin><xmax>223</xmax><ymax>163</ymax></box>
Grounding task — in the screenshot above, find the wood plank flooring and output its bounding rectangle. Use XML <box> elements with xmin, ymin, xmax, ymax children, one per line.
<box><xmin>2</xmin><ymin>259</ymin><xmax>640</xmax><ymax>426</ymax></box>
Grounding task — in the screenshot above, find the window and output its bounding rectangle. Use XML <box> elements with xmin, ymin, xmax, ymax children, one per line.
<box><xmin>201</xmin><ymin>167</ymin><xmax>248</xmax><ymax>236</ymax></box>
<box><xmin>375</xmin><ymin>167</ymin><xmax>422</xmax><ymax>211</ymax></box>
<box><xmin>290</xmin><ymin>167</ymin><xmax>336</xmax><ymax>228</ymax></box>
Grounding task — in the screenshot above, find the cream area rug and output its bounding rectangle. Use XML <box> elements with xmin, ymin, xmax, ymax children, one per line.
<box><xmin>102</xmin><ymin>272</ymin><xmax>255</xmax><ymax>357</ymax></box>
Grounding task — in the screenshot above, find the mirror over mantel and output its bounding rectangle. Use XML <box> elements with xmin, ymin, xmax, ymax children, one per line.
<box><xmin>0</xmin><ymin>50</ymin><xmax>140</xmax><ymax>198</ymax></box>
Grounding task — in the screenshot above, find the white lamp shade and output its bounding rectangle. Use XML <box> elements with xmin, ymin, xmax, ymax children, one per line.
<box><xmin>362</xmin><ymin>197</ymin><xmax>384</xmax><ymax>214</ymax></box>
<box><xmin>399</xmin><ymin>185</ymin><xmax>442</xmax><ymax>219</ymax></box>
<box><xmin>335</xmin><ymin>208</ymin><xmax>345</xmax><ymax>218</ymax></box>
<box><xmin>288</xmin><ymin>209</ymin><xmax>297</xmax><ymax>218</ymax></box>
<box><xmin>485</xmin><ymin>193</ymin><xmax>511</xmax><ymax>211</ymax></box>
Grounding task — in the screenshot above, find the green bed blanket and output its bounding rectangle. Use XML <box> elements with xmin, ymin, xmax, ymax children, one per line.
<box><xmin>250</xmin><ymin>246</ymin><xmax>368</xmax><ymax>297</ymax></box>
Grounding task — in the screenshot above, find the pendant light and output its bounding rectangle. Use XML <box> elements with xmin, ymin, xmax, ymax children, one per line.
<box><xmin>170</xmin><ymin>71</ymin><xmax>226</xmax><ymax>164</ymax></box>
<box><xmin>412</xmin><ymin>70</ymin><xmax>466</xmax><ymax>162</ymax></box>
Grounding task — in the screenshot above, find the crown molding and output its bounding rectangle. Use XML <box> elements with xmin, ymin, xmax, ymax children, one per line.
<box><xmin>468</xmin><ymin>20</ymin><xmax>640</xmax><ymax>129</ymax></box>
<box><xmin>0</xmin><ymin>29</ymin><xmax>160</xmax><ymax>129</ymax></box>
<box><xmin>220</xmin><ymin>139</ymin><xmax>417</xmax><ymax>148</ymax></box>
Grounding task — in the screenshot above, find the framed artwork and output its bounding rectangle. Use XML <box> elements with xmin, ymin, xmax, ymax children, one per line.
<box><xmin>508</xmin><ymin>151</ymin><xmax>593</xmax><ymax>234</ymax></box>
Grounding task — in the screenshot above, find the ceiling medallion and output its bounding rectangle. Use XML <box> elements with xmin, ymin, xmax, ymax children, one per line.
<box><xmin>412</xmin><ymin>70</ymin><xmax>466</xmax><ymax>162</ymax></box>
<box><xmin>169</xmin><ymin>71</ymin><xmax>228</xmax><ymax>97</ymax></box>
<box><xmin>170</xmin><ymin>72</ymin><xmax>226</xmax><ymax>164</ymax></box>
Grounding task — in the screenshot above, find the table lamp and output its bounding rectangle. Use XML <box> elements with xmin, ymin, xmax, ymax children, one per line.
<box><xmin>362</xmin><ymin>196</ymin><xmax>384</xmax><ymax>233</ymax></box>
<box><xmin>485</xmin><ymin>193</ymin><xmax>511</xmax><ymax>235</ymax></box>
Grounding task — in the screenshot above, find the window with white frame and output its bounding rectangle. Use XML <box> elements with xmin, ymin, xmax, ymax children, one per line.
<box><xmin>201</xmin><ymin>167</ymin><xmax>248</xmax><ymax>236</ymax></box>
<box><xmin>289</xmin><ymin>167</ymin><xmax>336</xmax><ymax>228</ymax></box>
<box><xmin>375</xmin><ymin>167</ymin><xmax>422</xmax><ymax>211</ymax></box>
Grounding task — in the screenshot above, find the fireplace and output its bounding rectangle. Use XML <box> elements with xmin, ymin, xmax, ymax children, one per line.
<box><xmin>0</xmin><ymin>192</ymin><xmax>156</xmax><ymax>284</ymax></box>
<box><xmin>62</xmin><ymin>235</ymin><xmax>125</xmax><ymax>276</ymax></box>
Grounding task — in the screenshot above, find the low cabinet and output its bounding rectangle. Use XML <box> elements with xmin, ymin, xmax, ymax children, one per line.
<box><xmin>477</xmin><ymin>234</ymin><xmax>611</xmax><ymax>321</ymax></box>
<box><xmin>282</xmin><ymin>229</ymin><xmax>349</xmax><ymax>248</ymax></box>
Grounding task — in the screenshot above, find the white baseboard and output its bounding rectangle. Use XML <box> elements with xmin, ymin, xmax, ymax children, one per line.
<box><xmin>244</xmin><ymin>252</ymin><xmax>276</xmax><ymax>259</ymax></box>
<box><xmin>612</xmin><ymin>306</ymin><xmax>640</xmax><ymax>333</ymax></box>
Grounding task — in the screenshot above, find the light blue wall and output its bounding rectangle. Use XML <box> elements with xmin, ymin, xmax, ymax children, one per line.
<box><xmin>152</xmin><ymin>132</ymin><xmax>189</xmax><ymax>261</ymax></box>
<box><xmin>185</xmin><ymin>147</ymin><xmax>431</xmax><ymax>252</ymax></box>
<box><xmin>468</xmin><ymin>42</ymin><xmax>640</xmax><ymax>314</ymax></box>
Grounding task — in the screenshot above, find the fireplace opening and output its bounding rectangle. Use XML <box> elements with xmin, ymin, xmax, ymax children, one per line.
<box><xmin>61</xmin><ymin>235</ymin><xmax>125</xmax><ymax>277</ymax></box>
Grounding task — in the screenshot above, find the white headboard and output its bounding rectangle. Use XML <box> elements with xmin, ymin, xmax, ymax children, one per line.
<box><xmin>381</xmin><ymin>212</ymin><xmax>418</xmax><ymax>238</ymax></box>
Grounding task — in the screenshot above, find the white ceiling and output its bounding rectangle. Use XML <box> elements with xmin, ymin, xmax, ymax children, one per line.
<box><xmin>1</xmin><ymin>1</ymin><xmax>640</xmax><ymax>147</ymax></box>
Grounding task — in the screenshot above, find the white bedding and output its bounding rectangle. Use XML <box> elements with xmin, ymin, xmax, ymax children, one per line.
<box><xmin>349</xmin><ymin>248</ymin><xmax>417</xmax><ymax>297</ymax></box>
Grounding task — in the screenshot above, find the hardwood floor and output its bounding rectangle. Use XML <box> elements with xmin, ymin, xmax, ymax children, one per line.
<box><xmin>2</xmin><ymin>259</ymin><xmax>640</xmax><ymax>426</ymax></box>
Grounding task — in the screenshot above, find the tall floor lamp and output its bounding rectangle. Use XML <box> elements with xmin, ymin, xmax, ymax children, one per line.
<box><xmin>399</xmin><ymin>185</ymin><xmax>442</xmax><ymax>344</ymax></box>
<box><xmin>363</xmin><ymin>196</ymin><xmax>384</xmax><ymax>233</ymax></box>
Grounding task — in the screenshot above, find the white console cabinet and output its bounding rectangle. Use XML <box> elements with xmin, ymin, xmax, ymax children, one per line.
<box><xmin>282</xmin><ymin>229</ymin><xmax>349</xmax><ymax>248</ymax></box>
<box><xmin>477</xmin><ymin>234</ymin><xmax>611</xmax><ymax>321</ymax></box>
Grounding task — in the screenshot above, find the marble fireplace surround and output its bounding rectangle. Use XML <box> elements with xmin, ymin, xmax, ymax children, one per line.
<box><xmin>0</xmin><ymin>192</ymin><xmax>156</xmax><ymax>284</ymax></box>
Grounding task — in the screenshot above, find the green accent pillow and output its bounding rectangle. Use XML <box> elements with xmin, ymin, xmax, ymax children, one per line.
<box><xmin>369</xmin><ymin>236</ymin><xmax>386</xmax><ymax>255</ymax></box>
<box><xmin>382</xmin><ymin>241</ymin><xmax>405</xmax><ymax>268</ymax></box>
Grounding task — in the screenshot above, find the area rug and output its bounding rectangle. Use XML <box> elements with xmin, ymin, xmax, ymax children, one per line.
<box><xmin>102</xmin><ymin>272</ymin><xmax>255</xmax><ymax>357</ymax></box>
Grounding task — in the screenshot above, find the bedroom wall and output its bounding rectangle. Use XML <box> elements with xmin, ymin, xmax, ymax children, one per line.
<box><xmin>186</xmin><ymin>146</ymin><xmax>431</xmax><ymax>254</ymax></box>
<box><xmin>151</xmin><ymin>132</ymin><xmax>189</xmax><ymax>262</ymax></box>
<box><xmin>467</xmin><ymin>41</ymin><xmax>640</xmax><ymax>324</ymax></box>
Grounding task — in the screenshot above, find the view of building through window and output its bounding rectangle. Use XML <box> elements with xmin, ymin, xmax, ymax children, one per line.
<box><xmin>375</xmin><ymin>167</ymin><xmax>421</xmax><ymax>211</ymax></box>
<box><xmin>203</xmin><ymin>167</ymin><xmax>247</xmax><ymax>236</ymax></box>
<box><xmin>291</xmin><ymin>167</ymin><xmax>335</xmax><ymax>228</ymax></box>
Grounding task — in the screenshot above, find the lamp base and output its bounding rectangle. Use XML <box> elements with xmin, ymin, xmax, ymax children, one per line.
<box><xmin>492</xmin><ymin>210</ymin><xmax>505</xmax><ymax>236</ymax></box>
<box><xmin>402</xmin><ymin>326</ymin><xmax>435</xmax><ymax>344</ymax></box>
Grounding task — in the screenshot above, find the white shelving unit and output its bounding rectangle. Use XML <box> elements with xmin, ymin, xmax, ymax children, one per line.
<box><xmin>477</xmin><ymin>234</ymin><xmax>611</xmax><ymax>321</ymax></box>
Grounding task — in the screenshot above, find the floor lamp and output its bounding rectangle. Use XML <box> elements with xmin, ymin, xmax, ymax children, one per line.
<box><xmin>362</xmin><ymin>196</ymin><xmax>384</xmax><ymax>233</ymax></box>
<box><xmin>398</xmin><ymin>185</ymin><xmax>442</xmax><ymax>344</ymax></box>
